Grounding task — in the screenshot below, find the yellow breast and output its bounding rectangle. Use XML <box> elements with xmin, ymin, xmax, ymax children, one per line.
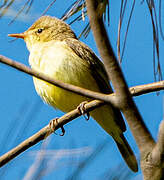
<box><xmin>29</xmin><ymin>40</ymin><xmax>100</xmax><ymax>112</ymax></box>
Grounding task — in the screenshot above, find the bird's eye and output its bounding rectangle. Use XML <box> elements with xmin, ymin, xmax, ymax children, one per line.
<box><xmin>37</xmin><ymin>28</ymin><xmax>43</xmax><ymax>33</ymax></box>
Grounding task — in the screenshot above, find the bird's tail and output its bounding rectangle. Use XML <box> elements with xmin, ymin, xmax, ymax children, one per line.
<box><xmin>114</xmin><ymin>134</ymin><xmax>138</xmax><ymax>172</ymax></box>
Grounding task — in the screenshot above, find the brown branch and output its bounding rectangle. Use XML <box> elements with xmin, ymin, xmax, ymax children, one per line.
<box><xmin>86</xmin><ymin>0</ymin><xmax>155</xmax><ymax>158</ymax></box>
<box><xmin>0</xmin><ymin>55</ymin><xmax>116</xmax><ymax>105</ymax></box>
<box><xmin>129</xmin><ymin>81</ymin><xmax>164</xmax><ymax>96</ymax></box>
<box><xmin>152</xmin><ymin>120</ymin><xmax>164</xmax><ymax>162</ymax></box>
<box><xmin>138</xmin><ymin>120</ymin><xmax>164</xmax><ymax>180</ymax></box>
<box><xmin>0</xmin><ymin>99</ymin><xmax>103</xmax><ymax>167</ymax></box>
<box><xmin>0</xmin><ymin>54</ymin><xmax>164</xmax><ymax>104</ymax></box>
<box><xmin>0</xmin><ymin>54</ymin><xmax>164</xmax><ymax>99</ymax></box>
<box><xmin>0</xmin><ymin>81</ymin><xmax>163</xmax><ymax>167</ymax></box>
<box><xmin>148</xmin><ymin>120</ymin><xmax>164</xmax><ymax>179</ymax></box>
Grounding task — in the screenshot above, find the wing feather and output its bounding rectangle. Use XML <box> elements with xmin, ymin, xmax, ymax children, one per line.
<box><xmin>65</xmin><ymin>38</ymin><xmax>126</xmax><ymax>132</ymax></box>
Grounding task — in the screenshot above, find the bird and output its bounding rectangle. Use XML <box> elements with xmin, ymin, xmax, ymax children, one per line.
<box><xmin>8</xmin><ymin>15</ymin><xmax>138</xmax><ymax>172</ymax></box>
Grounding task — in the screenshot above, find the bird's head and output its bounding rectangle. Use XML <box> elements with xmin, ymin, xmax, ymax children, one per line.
<box><xmin>8</xmin><ymin>16</ymin><xmax>77</xmax><ymax>50</ymax></box>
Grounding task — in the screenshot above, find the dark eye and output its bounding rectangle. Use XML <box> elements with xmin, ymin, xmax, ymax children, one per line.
<box><xmin>37</xmin><ymin>28</ymin><xmax>43</xmax><ymax>33</ymax></box>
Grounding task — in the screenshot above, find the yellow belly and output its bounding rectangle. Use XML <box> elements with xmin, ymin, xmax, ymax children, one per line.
<box><xmin>29</xmin><ymin>41</ymin><xmax>122</xmax><ymax>136</ymax></box>
<box><xmin>30</xmin><ymin>41</ymin><xmax>100</xmax><ymax>112</ymax></box>
<box><xmin>33</xmin><ymin>77</ymin><xmax>91</xmax><ymax>112</ymax></box>
<box><xmin>33</xmin><ymin>75</ymin><xmax>121</xmax><ymax>136</ymax></box>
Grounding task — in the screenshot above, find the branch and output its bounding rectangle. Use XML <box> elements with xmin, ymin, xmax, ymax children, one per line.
<box><xmin>0</xmin><ymin>81</ymin><xmax>163</xmax><ymax>167</ymax></box>
<box><xmin>0</xmin><ymin>54</ymin><xmax>163</xmax><ymax>99</ymax></box>
<box><xmin>0</xmin><ymin>55</ymin><xmax>116</xmax><ymax>105</ymax></box>
<box><xmin>137</xmin><ymin>120</ymin><xmax>164</xmax><ymax>180</ymax></box>
<box><xmin>1</xmin><ymin>55</ymin><xmax>164</xmax><ymax>106</ymax></box>
<box><xmin>129</xmin><ymin>81</ymin><xmax>164</xmax><ymax>96</ymax></box>
<box><xmin>0</xmin><ymin>99</ymin><xmax>103</xmax><ymax>167</ymax></box>
<box><xmin>86</xmin><ymin>0</ymin><xmax>154</xmax><ymax>151</ymax></box>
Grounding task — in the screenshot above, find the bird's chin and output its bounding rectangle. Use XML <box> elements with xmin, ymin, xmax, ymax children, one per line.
<box><xmin>24</xmin><ymin>38</ymin><xmax>35</xmax><ymax>52</ymax></box>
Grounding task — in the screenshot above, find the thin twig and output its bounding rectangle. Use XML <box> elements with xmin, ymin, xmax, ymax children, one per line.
<box><xmin>129</xmin><ymin>81</ymin><xmax>164</xmax><ymax>96</ymax></box>
<box><xmin>120</xmin><ymin>0</ymin><xmax>135</xmax><ymax>61</ymax></box>
<box><xmin>0</xmin><ymin>55</ymin><xmax>116</xmax><ymax>105</ymax></box>
<box><xmin>41</xmin><ymin>0</ymin><xmax>57</xmax><ymax>16</ymax></box>
<box><xmin>117</xmin><ymin>0</ymin><xmax>127</xmax><ymax>62</ymax></box>
<box><xmin>1</xmin><ymin>55</ymin><xmax>164</xmax><ymax>106</ymax></box>
<box><xmin>159</xmin><ymin>0</ymin><xmax>164</xmax><ymax>40</ymax></box>
<box><xmin>8</xmin><ymin>0</ymin><xmax>32</xmax><ymax>25</ymax></box>
<box><xmin>0</xmin><ymin>99</ymin><xmax>102</xmax><ymax>167</ymax></box>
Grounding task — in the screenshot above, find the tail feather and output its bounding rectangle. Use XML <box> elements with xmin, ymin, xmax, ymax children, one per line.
<box><xmin>114</xmin><ymin>134</ymin><xmax>138</xmax><ymax>172</ymax></box>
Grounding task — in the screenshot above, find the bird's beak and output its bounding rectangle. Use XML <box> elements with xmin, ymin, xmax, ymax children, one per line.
<box><xmin>8</xmin><ymin>32</ymin><xmax>26</xmax><ymax>39</ymax></box>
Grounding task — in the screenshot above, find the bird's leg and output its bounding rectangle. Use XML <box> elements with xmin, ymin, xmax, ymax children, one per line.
<box><xmin>77</xmin><ymin>101</ymin><xmax>90</xmax><ymax>121</ymax></box>
<box><xmin>49</xmin><ymin>118</ymin><xmax>65</xmax><ymax>136</ymax></box>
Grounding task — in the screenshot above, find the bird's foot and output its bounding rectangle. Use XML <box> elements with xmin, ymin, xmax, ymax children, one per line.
<box><xmin>49</xmin><ymin>118</ymin><xmax>65</xmax><ymax>136</ymax></box>
<box><xmin>77</xmin><ymin>101</ymin><xmax>90</xmax><ymax>121</ymax></box>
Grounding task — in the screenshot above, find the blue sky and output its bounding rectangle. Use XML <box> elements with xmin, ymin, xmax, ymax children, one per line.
<box><xmin>0</xmin><ymin>0</ymin><xmax>163</xmax><ymax>179</ymax></box>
